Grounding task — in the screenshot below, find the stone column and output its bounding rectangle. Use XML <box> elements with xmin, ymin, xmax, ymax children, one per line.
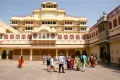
<box><xmin>21</xmin><ymin>49</ymin><xmax>23</xmax><ymax>56</ymax></box>
<box><xmin>66</xmin><ymin>49</ymin><xmax>68</xmax><ymax>56</ymax></box>
<box><xmin>30</xmin><ymin>49</ymin><xmax>32</xmax><ymax>61</ymax></box>
<box><xmin>56</xmin><ymin>49</ymin><xmax>58</xmax><ymax>59</ymax></box>
<box><xmin>6</xmin><ymin>50</ymin><xmax>9</xmax><ymax>60</ymax></box>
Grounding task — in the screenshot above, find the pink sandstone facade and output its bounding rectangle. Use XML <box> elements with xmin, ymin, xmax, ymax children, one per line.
<box><xmin>0</xmin><ymin>1</ymin><xmax>120</xmax><ymax>63</ymax></box>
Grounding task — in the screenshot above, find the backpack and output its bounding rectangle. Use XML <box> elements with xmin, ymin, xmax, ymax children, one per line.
<box><xmin>81</xmin><ymin>56</ymin><xmax>84</xmax><ymax>63</ymax></box>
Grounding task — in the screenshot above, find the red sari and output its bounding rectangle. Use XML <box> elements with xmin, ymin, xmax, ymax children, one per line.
<box><xmin>70</xmin><ymin>58</ymin><xmax>74</xmax><ymax>69</ymax></box>
<box><xmin>18</xmin><ymin>58</ymin><xmax>24</xmax><ymax>68</ymax></box>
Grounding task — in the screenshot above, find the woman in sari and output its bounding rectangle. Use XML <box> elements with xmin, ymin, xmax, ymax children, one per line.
<box><xmin>67</xmin><ymin>57</ymin><xmax>71</xmax><ymax>69</ymax></box>
<box><xmin>18</xmin><ymin>56</ymin><xmax>24</xmax><ymax>68</ymax></box>
<box><xmin>91</xmin><ymin>56</ymin><xmax>96</xmax><ymax>67</ymax></box>
<box><xmin>70</xmin><ymin>57</ymin><xmax>74</xmax><ymax>70</ymax></box>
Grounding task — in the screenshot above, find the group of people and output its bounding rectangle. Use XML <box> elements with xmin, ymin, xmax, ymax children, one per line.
<box><xmin>43</xmin><ymin>53</ymin><xmax>98</xmax><ymax>72</ymax></box>
<box><xmin>65</xmin><ymin>54</ymin><xmax>97</xmax><ymax>72</ymax></box>
<box><xmin>43</xmin><ymin>54</ymin><xmax>65</xmax><ymax>73</ymax></box>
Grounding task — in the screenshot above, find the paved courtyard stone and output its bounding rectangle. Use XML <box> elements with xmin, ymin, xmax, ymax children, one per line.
<box><xmin>0</xmin><ymin>60</ymin><xmax>120</xmax><ymax>80</ymax></box>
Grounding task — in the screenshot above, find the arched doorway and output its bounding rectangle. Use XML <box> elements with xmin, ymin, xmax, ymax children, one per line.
<box><xmin>1</xmin><ymin>50</ymin><xmax>7</xmax><ymax>59</ymax></box>
<box><xmin>82</xmin><ymin>50</ymin><xmax>87</xmax><ymax>56</ymax></box>
<box><xmin>76</xmin><ymin>50</ymin><xmax>81</xmax><ymax>57</ymax></box>
<box><xmin>100</xmin><ymin>46</ymin><xmax>106</xmax><ymax>61</ymax></box>
<box><xmin>8</xmin><ymin>50</ymin><xmax>13</xmax><ymax>59</ymax></box>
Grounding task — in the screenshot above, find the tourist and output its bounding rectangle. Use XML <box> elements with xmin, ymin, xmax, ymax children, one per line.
<box><xmin>67</xmin><ymin>57</ymin><xmax>71</xmax><ymax>69</ymax></box>
<box><xmin>47</xmin><ymin>54</ymin><xmax>51</xmax><ymax>71</ymax></box>
<box><xmin>18</xmin><ymin>56</ymin><xmax>24</xmax><ymax>68</ymax></box>
<box><xmin>89</xmin><ymin>54</ymin><xmax>93</xmax><ymax>66</ymax></box>
<box><xmin>75</xmin><ymin>56</ymin><xmax>81</xmax><ymax>71</ymax></box>
<box><xmin>91</xmin><ymin>56</ymin><xmax>96</xmax><ymax>67</ymax></box>
<box><xmin>70</xmin><ymin>56</ymin><xmax>74</xmax><ymax>70</ymax></box>
<box><xmin>50</xmin><ymin>56</ymin><xmax>56</xmax><ymax>72</ymax></box>
<box><xmin>81</xmin><ymin>54</ymin><xmax>87</xmax><ymax>72</ymax></box>
<box><xmin>58</xmin><ymin>54</ymin><xmax>65</xmax><ymax>73</ymax></box>
<box><xmin>43</xmin><ymin>55</ymin><xmax>46</xmax><ymax>65</ymax></box>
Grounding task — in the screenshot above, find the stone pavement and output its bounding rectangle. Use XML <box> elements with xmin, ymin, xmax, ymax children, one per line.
<box><xmin>0</xmin><ymin>60</ymin><xmax>120</xmax><ymax>80</ymax></box>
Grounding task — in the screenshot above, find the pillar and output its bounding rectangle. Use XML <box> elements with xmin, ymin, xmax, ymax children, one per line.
<box><xmin>6</xmin><ymin>50</ymin><xmax>9</xmax><ymax>60</ymax></box>
<box><xmin>56</xmin><ymin>49</ymin><xmax>58</xmax><ymax>59</ymax></box>
<box><xmin>66</xmin><ymin>49</ymin><xmax>68</xmax><ymax>56</ymax></box>
<box><xmin>30</xmin><ymin>49</ymin><xmax>32</xmax><ymax>61</ymax></box>
<box><xmin>21</xmin><ymin>49</ymin><xmax>23</xmax><ymax>56</ymax></box>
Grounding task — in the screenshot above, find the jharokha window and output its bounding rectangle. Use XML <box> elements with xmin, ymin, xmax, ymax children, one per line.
<box><xmin>82</xmin><ymin>35</ymin><xmax>85</xmax><ymax>39</ymax></box>
<box><xmin>47</xmin><ymin>34</ymin><xmax>49</xmax><ymax>39</ymax></box>
<box><xmin>58</xmin><ymin>35</ymin><xmax>62</xmax><ymax>39</ymax></box>
<box><xmin>10</xmin><ymin>35</ymin><xmax>14</xmax><ymax>39</ymax></box>
<box><xmin>64</xmin><ymin>35</ymin><xmax>68</xmax><ymax>39</ymax></box>
<box><xmin>70</xmin><ymin>35</ymin><xmax>74</xmax><ymax>39</ymax></box>
<box><xmin>118</xmin><ymin>16</ymin><xmax>120</xmax><ymax>25</ymax></box>
<box><xmin>4</xmin><ymin>35</ymin><xmax>8</xmax><ymax>39</ymax></box>
<box><xmin>33</xmin><ymin>34</ymin><xmax>37</xmax><ymax>39</ymax></box>
<box><xmin>76</xmin><ymin>35</ymin><xmax>80</xmax><ymax>39</ymax></box>
<box><xmin>27</xmin><ymin>35</ymin><xmax>32</xmax><ymax>39</ymax></box>
<box><xmin>51</xmin><ymin>34</ymin><xmax>55</xmax><ymax>39</ymax></box>
<box><xmin>22</xmin><ymin>35</ymin><xmax>26</xmax><ymax>39</ymax></box>
<box><xmin>109</xmin><ymin>22</ymin><xmax>112</xmax><ymax>29</ymax></box>
<box><xmin>113</xmin><ymin>19</ymin><xmax>117</xmax><ymax>27</ymax></box>
<box><xmin>0</xmin><ymin>34</ymin><xmax>3</xmax><ymax>39</ymax></box>
<box><xmin>16</xmin><ymin>35</ymin><xmax>20</xmax><ymax>39</ymax></box>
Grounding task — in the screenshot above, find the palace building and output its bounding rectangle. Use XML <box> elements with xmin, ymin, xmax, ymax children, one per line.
<box><xmin>0</xmin><ymin>1</ymin><xmax>120</xmax><ymax>63</ymax></box>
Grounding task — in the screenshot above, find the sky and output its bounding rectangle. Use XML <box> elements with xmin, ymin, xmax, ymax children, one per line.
<box><xmin>0</xmin><ymin>0</ymin><xmax>120</xmax><ymax>28</ymax></box>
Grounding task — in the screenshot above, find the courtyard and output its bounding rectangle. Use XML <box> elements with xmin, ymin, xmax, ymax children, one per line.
<box><xmin>0</xmin><ymin>60</ymin><xmax>120</xmax><ymax>80</ymax></box>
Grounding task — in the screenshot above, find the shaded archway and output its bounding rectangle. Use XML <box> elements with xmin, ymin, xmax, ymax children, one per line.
<box><xmin>76</xmin><ymin>50</ymin><xmax>81</xmax><ymax>57</ymax></box>
<box><xmin>82</xmin><ymin>50</ymin><xmax>87</xmax><ymax>57</ymax></box>
<box><xmin>1</xmin><ymin>50</ymin><xmax>7</xmax><ymax>59</ymax></box>
<box><xmin>100</xmin><ymin>46</ymin><xmax>106</xmax><ymax>61</ymax></box>
<box><xmin>8</xmin><ymin>50</ymin><xmax>13</xmax><ymax>59</ymax></box>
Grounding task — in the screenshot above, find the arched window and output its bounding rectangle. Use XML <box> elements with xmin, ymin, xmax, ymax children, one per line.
<box><xmin>96</xmin><ymin>30</ymin><xmax>98</xmax><ymax>36</ymax></box>
<box><xmin>10</xmin><ymin>35</ymin><xmax>14</xmax><ymax>39</ymax></box>
<box><xmin>76</xmin><ymin>35</ymin><xmax>80</xmax><ymax>39</ymax></box>
<box><xmin>33</xmin><ymin>34</ymin><xmax>37</xmax><ymax>39</ymax></box>
<box><xmin>4</xmin><ymin>35</ymin><xmax>8</xmax><ymax>39</ymax></box>
<box><xmin>113</xmin><ymin>19</ymin><xmax>117</xmax><ymax>27</ymax></box>
<box><xmin>42</xmin><ymin>21</ymin><xmax>44</xmax><ymax>24</ymax></box>
<box><xmin>47</xmin><ymin>34</ymin><xmax>49</xmax><ymax>39</ymax></box>
<box><xmin>82</xmin><ymin>35</ymin><xmax>85</xmax><ymax>39</ymax></box>
<box><xmin>64</xmin><ymin>35</ymin><xmax>68</xmax><ymax>39</ymax></box>
<box><xmin>28</xmin><ymin>27</ymin><xmax>30</xmax><ymax>30</ymax></box>
<box><xmin>58</xmin><ymin>35</ymin><xmax>62</xmax><ymax>39</ymax></box>
<box><xmin>94</xmin><ymin>32</ymin><xmax>95</xmax><ymax>37</ymax></box>
<box><xmin>22</xmin><ymin>35</ymin><xmax>26</xmax><ymax>39</ymax></box>
<box><xmin>51</xmin><ymin>34</ymin><xmax>55</xmax><ymax>39</ymax></box>
<box><xmin>70</xmin><ymin>35</ymin><xmax>74</xmax><ymax>39</ymax></box>
<box><xmin>27</xmin><ymin>35</ymin><xmax>32</xmax><ymax>39</ymax></box>
<box><xmin>16</xmin><ymin>35</ymin><xmax>20</xmax><ymax>39</ymax></box>
<box><xmin>43</xmin><ymin>5</ymin><xmax>45</xmax><ymax>8</ymax></box>
<box><xmin>53</xmin><ymin>21</ymin><xmax>56</xmax><ymax>24</ymax></box>
<box><xmin>109</xmin><ymin>22</ymin><xmax>112</xmax><ymax>29</ymax></box>
<box><xmin>118</xmin><ymin>16</ymin><xmax>120</xmax><ymax>25</ymax></box>
<box><xmin>0</xmin><ymin>34</ymin><xmax>3</xmax><ymax>39</ymax></box>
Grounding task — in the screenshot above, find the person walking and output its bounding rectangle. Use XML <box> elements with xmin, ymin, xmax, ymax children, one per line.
<box><xmin>81</xmin><ymin>54</ymin><xmax>87</xmax><ymax>72</ymax></box>
<box><xmin>75</xmin><ymin>56</ymin><xmax>81</xmax><ymax>71</ymax></box>
<box><xmin>43</xmin><ymin>55</ymin><xmax>46</xmax><ymax>65</ymax></box>
<box><xmin>47</xmin><ymin>54</ymin><xmax>51</xmax><ymax>71</ymax></box>
<box><xmin>18</xmin><ymin>56</ymin><xmax>24</xmax><ymax>68</ymax></box>
<box><xmin>50</xmin><ymin>56</ymin><xmax>56</xmax><ymax>72</ymax></box>
<box><xmin>58</xmin><ymin>54</ymin><xmax>65</xmax><ymax>73</ymax></box>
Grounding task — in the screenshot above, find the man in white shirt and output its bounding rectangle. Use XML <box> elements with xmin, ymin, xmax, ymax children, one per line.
<box><xmin>58</xmin><ymin>54</ymin><xmax>65</xmax><ymax>73</ymax></box>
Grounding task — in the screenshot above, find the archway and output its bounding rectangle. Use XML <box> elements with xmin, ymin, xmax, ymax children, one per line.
<box><xmin>1</xmin><ymin>50</ymin><xmax>7</xmax><ymax>59</ymax></box>
<box><xmin>100</xmin><ymin>46</ymin><xmax>106</xmax><ymax>61</ymax></box>
<box><xmin>8</xmin><ymin>50</ymin><xmax>13</xmax><ymax>59</ymax></box>
<box><xmin>82</xmin><ymin>50</ymin><xmax>87</xmax><ymax>57</ymax></box>
<box><xmin>76</xmin><ymin>50</ymin><xmax>81</xmax><ymax>57</ymax></box>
